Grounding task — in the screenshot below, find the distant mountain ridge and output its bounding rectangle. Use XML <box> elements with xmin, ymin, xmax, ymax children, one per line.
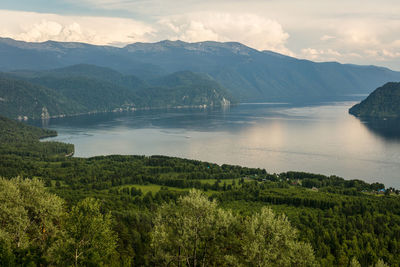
<box><xmin>349</xmin><ymin>82</ymin><xmax>400</xmax><ymax>118</ymax></box>
<box><xmin>1</xmin><ymin>65</ymin><xmax>232</xmax><ymax>119</ymax></box>
<box><xmin>1</xmin><ymin>37</ymin><xmax>400</xmax><ymax>102</ymax></box>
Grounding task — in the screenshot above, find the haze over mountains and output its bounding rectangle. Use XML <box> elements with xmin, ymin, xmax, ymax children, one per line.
<box><xmin>2</xmin><ymin>37</ymin><xmax>400</xmax><ymax>103</ymax></box>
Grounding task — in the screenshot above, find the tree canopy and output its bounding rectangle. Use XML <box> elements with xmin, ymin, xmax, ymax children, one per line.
<box><xmin>151</xmin><ymin>190</ymin><xmax>316</xmax><ymax>266</ymax></box>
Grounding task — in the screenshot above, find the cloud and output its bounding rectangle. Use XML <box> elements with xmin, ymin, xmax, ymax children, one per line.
<box><xmin>300</xmin><ymin>48</ymin><xmax>342</xmax><ymax>61</ymax></box>
<box><xmin>17</xmin><ymin>20</ymin><xmax>83</xmax><ymax>43</ymax></box>
<box><xmin>0</xmin><ymin>10</ymin><xmax>156</xmax><ymax>46</ymax></box>
<box><xmin>364</xmin><ymin>48</ymin><xmax>400</xmax><ymax>61</ymax></box>
<box><xmin>157</xmin><ymin>13</ymin><xmax>292</xmax><ymax>54</ymax></box>
<box><xmin>0</xmin><ymin>9</ymin><xmax>291</xmax><ymax>54</ymax></box>
<box><xmin>294</xmin><ymin>16</ymin><xmax>400</xmax><ymax>68</ymax></box>
<box><xmin>1</xmin><ymin>3</ymin><xmax>400</xmax><ymax>70</ymax></box>
<box><xmin>320</xmin><ymin>35</ymin><xmax>336</xmax><ymax>41</ymax></box>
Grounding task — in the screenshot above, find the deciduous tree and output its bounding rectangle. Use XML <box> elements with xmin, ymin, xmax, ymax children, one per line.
<box><xmin>48</xmin><ymin>198</ymin><xmax>117</xmax><ymax>266</ymax></box>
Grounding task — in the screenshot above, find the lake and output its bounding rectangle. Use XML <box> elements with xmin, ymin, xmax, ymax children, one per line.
<box><xmin>38</xmin><ymin>102</ymin><xmax>400</xmax><ymax>188</ymax></box>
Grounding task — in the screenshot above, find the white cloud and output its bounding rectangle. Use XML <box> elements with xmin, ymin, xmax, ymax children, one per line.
<box><xmin>1</xmin><ymin>2</ymin><xmax>400</xmax><ymax>70</ymax></box>
<box><xmin>382</xmin><ymin>49</ymin><xmax>400</xmax><ymax>58</ymax></box>
<box><xmin>0</xmin><ymin>10</ymin><xmax>156</xmax><ymax>46</ymax></box>
<box><xmin>300</xmin><ymin>48</ymin><xmax>342</xmax><ymax>61</ymax></box>
<box><xmin>293</xmin><ymin>16</ymin><xmax>400</xmax><ymax>67</ymax></box>
<box><xmin>301</xmin><ymin>44</ymin><xmax>400</xmax><ymax>65</ymax></box>
<box><xmin>320</xmin><ymin>35</ymin><xmax>335</xmax><ymax>41</ymax></box>
<box><xmin>17</xmin><ymin>21</ymin><xmax>84</xmax><ymax>43</ymax></box>
<box><xmin>158</xmin><ymin>13</ymin><xmax>292</xmax><ymax>54</ymax></box>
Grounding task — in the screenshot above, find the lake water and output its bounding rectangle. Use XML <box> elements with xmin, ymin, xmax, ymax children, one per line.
<box><xmin>38</xmin><ymin>102</ymin><xmax>400</xmax><ymax>188</ymax></box>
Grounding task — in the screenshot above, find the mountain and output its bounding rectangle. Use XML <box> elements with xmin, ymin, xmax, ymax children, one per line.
<box><xmin>1</xmin><ymin>38</ymin><xmax>400</xmax><ymax>102</ymax></box>
<box><xmin>10</xmin><ymin>64</ymin><xmax>148</xmax><ymax>89</ymax></box>
<box><xmin>0</xmin><ymin>38</ymin><xmax>164</xmax><ymax>79</ymax></box>
<box><xmin>349</xmin><ymin>82</ymin><xmax>400</xmax><ymax>118</ymax></box>
<box><xmin>16</xmin><ymin>65</ymin><xmax>143</xmax><ymax>112</ymax></box>
<box><xmin>146</xmin><ymin>71</ymin><xmax>232</xmax><ymax>107</ymax></box>
<box><xmin>123</xmin><ymin>41</ymin><xmax>400</xmax><ymax>102</ymax></box>
<box><xmin>1</xmin><ymin>65</ymin><xmax>233</xmax><ymax>119</ymax></box>
<box><xmin>0</xmin><ymin>74</ymin><xmax>84</xmax><ymax>120</ymax></box>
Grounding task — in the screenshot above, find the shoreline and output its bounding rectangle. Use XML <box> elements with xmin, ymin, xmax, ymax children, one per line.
<box><xmin>19</xmin><ymin>102</ymin><xmax>234</xmax><ymax>122</ymax></box>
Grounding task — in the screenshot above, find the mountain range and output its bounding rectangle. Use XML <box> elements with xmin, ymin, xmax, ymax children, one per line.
<box><xmin>2</xmin><ymin>37</ymin><xmax>400</xmax><ymax>103</ymax></box>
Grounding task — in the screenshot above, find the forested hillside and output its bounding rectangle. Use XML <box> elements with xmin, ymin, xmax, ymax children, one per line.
<box><xmin>0</xmin><ymin>116</ymin><xmax>398</xmax><ymax>266</ymax></box>
<box><xmin>350</xmin><ymin>82</ymin><xmax>400</xmax><ymax>118</ymax></box>
<box><xmin>0</xmin><ymin>74</ymin><xmax>84</xmax><ymax>120</ymax></box>
<box><xmin>0</xmin><ymin>115</ymin><xmax>73</xmax><ymax>157</ymax></box>
<box><xmin>1</xmin><ymin>65</ymin><xmax>233</xmax><ymax>120</ymax></box>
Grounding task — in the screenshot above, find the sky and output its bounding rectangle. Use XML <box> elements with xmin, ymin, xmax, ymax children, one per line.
<box><xmin>1</xmin><ymin>0</ymin><xmax>399</xmax><ymax>70</ymax></box>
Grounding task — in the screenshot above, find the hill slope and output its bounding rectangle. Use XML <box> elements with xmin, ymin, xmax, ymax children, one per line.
<box><xmin>0</xmin><ymin>74</ymin><xmax>84</xmax><ymax>119</ymax></box>
<box><xmin>145</xmin><ymin>71</ymin><xmax>232</xmax><ymax>107</ymax></box>
<box><xmin>1</xmin><ymin>65</ymin><xmax>233</xmax><ymax>119</ymax></box>
<box><xmin>0</xmin><ymin>115</ymin><xmax>73</xmax><ymax>157</ymax></box>
<box><xmin>349</xmin><ymin>82</ymin><xmax>400</xmax><ymax>118</ymax></box>
<box><xmin>2</xmin><ymin>38</ymin><xmax>400</xmax><ymax>102</ymax></box>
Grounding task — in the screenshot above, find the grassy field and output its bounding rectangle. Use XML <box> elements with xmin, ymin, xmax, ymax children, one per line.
<box><xmin>110</xmin><ymin>183</ymin><xmax>187</xmax><ymax>194</ymax></box>
<box><xmin>106</xmin><ymin>182</ymin><xmax>225</xmax><ymax>196</ymax></box>
<box><xmin>197</xmin><ymin>178</ymin><xmax>249</xmax><ymax>185</ymax></box>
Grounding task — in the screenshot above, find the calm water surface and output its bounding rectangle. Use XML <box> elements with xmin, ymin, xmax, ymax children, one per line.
<box><xmin>38</xmin><ymin>102</ymin><xmax>400</xmax><ymax>188</ymax></box>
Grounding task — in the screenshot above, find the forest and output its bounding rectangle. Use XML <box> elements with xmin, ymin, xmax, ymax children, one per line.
<box><xmin>0</xmin><ymin>114</ymin><xmax>398</xmax><ymax>266</ymax></box>
<box><xmin>0</xmin><ymin>65</ymin><xmax>232</xmax><ymax>120</ymax></box>
<box><xmin>349</xmin><ymin>82</ymin><xmax>400</xmax><ymax>118</ymax></box>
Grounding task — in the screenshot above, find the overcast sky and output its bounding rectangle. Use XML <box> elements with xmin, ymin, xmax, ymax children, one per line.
<box><xmin>1</xmin><ymin>0</ymin><xmax>399</xmax><ymax>70</ymax></box>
